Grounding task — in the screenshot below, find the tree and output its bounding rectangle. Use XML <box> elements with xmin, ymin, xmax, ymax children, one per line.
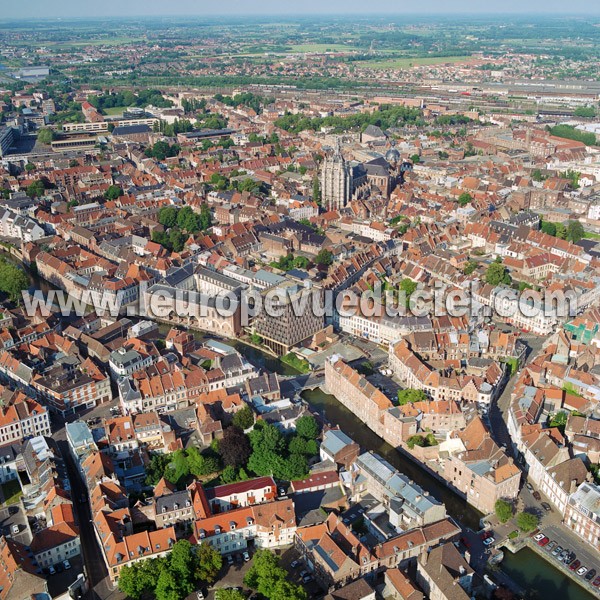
<box><xmin>104</xmin><ymin>185</ymin><xmax>123</xmax><ymax>201</ymax></box>
<box><xmin>458</xmin><ymin>192</ymin><xmax>472</xmax><ymax>207</ymax></box>
<box><xmin>567</xmin><ymin>220</ymin><xmax>584</xmax><ymax>244</ymax></box>
<box><xmin>199</xmin><ymin>204</ymin><xmax>212</xmax><ymax>231</ymax></box>
<box><xmin>312</xmin><ymin>175</ymin><xmax>321</xmax><ymax>204</ymax></box>
<box><xmin>410</xmin><ymin>154</ymin><xmax>420</xmax><ymax>163</ymax></box>
<box><xmin>495</xmin><ymin>499</ymin><xmax>513</xmax><ymax>523</ymax></box>
<box><xmin>485</xmin><ymin>260</ymin><xmax>511</xmax><ymax>286</ymax></box>
<box><xmin>215</xmin><ymin>590</ymin><xmax>246</xmax><ymax>600</ymax></box>
<box><xmin>169</xmin><ymin>540</ymin><xmax>197</xmax><ymax>597</ymax></box>
<box><xmin>26</xmin><ymin>180</ymin><xmax>45</xmax><ymax>198</ymax></box>
<box><xmin>463</xmin><ymin>259</ymin><xmax>477</xmax><ymax>276</ymax></box>
<box><xmin>0</xmin><ymin>259</ymin><xmax>30</xmax><ymax>303</ymax></box>
<box><xmin>399</xmin><ymin>278</ymin><xmax>418</xmax><ymax>307</ymax></box>
<box><xmin>397</xmin><ymin>388</ymin><xmax>428</xmax><ymax>406</ymax></box>
<box><xmin>37</xmin><ymin>128</ymin><xmax>55</xmax><ymax>144</ymax></box>
<box><xmin>155</xmin><ymin>568</ymin><xmax>180</xmax><ymax>600</ymax></box>
<box><xmin>295</xmin><ymin>415</ymin><xmax>319</xmax><ymax>440</ymax></box>
<box><xmin>25</xmin><ymin>162</ymin><xmax>35</xmax><ymax>172</ymax></box>
<box><xmin>186</xmin><ymin>447</ymin><xmax>220</xmax><ymax>478</ymax></box>
<box><xmin>549</xmin><ymin>411</ymin><xmax>568</xmax><ymax>433</ymax></box>
<box><xmin>516</xmin><ymin>511</ymin><xmax>539</xmax><ymax>532</ymax></box>
<box><xmin>407</xmin><ymin>435</ymin><xmax>427</xmax><ymax>449</ymax></box>
<box><xmin>554</xmin><ymin>222</ymin><xmax>567</xmax><ymax>239</ymax></box>
<box><xmin>177</xmin><ymin>206</ymin><xmax>200</xmax><ymax>233</ymax></box>
<box><xmin>244</xmin><ymin>549</ymin><xmax>306</xmax><ymax>600</ymax></box>
<box><xmin>232</xmin><ymin>406</ymin><xmax>254</xmax><ymax>430</ymax></box>
<box><xmin>195</xmin><ymin>542</ymin><xmax>222</xmax><ymax>585</ymax></box>
<box><xmin>541</xmin><ymin>221</ymin><xmax>557</xmax><ymax>236</ymax></box>
<box><xmin>315</xmin><ymin>249</ymin><xmax>333</xmax><ymax>267</ymax></box>
<box><xmin>159</xmin><ymin>206</ymin><xmax>178</xmax><ymax>228</ymax></box>
<box><xmin>220</xmin><ymin>464</ymin><xmax>238</xmax><ymax>484</ymax></box>
<box><xmin>288</xmin><ymin>436</ymin><xmax>318</xmax><ymax>456</ymax></box>
<box><xmin>219</xmin><ymin>426</ymin><xmax>252</xmax><ymax>468</ymax></box>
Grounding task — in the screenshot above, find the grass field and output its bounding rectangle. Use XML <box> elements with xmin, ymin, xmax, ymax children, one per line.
<box><xmin>103</xmin><ymin>106</ymin><xmax>127</xmax><ymax>116</ymax></box>
<box><xmin>1</xmin><ymin>480</ymin><xmax>22</xmax><ymax>506</ymax></box>
<box><xmin>355</xmin><ymin>55</ymin><xmax>471</xmax><ymax>70</ymax></box>
<box><xmin>290</xmin><ymin>43</ymin><xmax>360</xmax><ymax>53</ymax></box>
<box><xmin>584</xmin><ymin>231</ymin><xmax>600</xmax><ymax>241</ymax></box>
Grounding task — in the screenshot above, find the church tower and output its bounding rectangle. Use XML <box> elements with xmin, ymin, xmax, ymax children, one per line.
<box><xmin>321</xmin><ymin>138</ymin><xmax>352</xmax><ymax>211</ymax></box>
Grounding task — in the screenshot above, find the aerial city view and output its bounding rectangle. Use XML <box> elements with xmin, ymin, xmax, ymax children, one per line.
<box><xmin>3</xmin><ymin>1</ymin><xmax>600</xmax><ymax>599</ymax></box>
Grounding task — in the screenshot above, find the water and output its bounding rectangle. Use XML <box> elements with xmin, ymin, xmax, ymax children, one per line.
<box><xmin>502</xmin><ymin>547</ymin><xmax>595</xmax><ymax>600</ymax></box>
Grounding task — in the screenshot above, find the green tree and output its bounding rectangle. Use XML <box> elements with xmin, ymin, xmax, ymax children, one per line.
<box><xmin>26</xmin><ymin>180</ymin><xmax>45</xmax><ymax>198</ymax></box>
<box><xmin>554</xmin><ymin>222</ymin><xmax>567</xmax><ymax>239</ymax></box>
<box><xmin>463</xmin><ymin>260</ymin><xmax>477</xmax><ymax>275</ymax></box>
<box><xmin>410</xmin><ymin>154</ymin><xmax>420</xmax><ymax>163</ymax></box>
<box><xmin>104</xmin><ymin>185</ymin><xmax>123</xmax><ymax>201</ymax></box>
<box><xmin>177</xmin><ymin>206</ymin><xmax>200</xmax><ymax>233</ymax></box>
<box><xmin>516</xmin><ymin>511</ymin><xmax>539</xmax><ymax>532</ymax></box>
<box><xmin>25</xmin><ymin>162</ymin><xmax>35</xmax><ymax>172</ymax></box>
<box><xmin>169</xmin><ymin>540</ymin><xmax>197</xmax><ymax>597</ymax></box>
<box><xmin>194</xmin><ymin>542</ymin><xmax>222</xmax><ymax>585</ymax></box>
<box><xmin>295</xmin><ymin>415</ymin><xmax>319</xmax><ymax>440</ymax></box>
<box><xmin>220</xmin><ymin>464</ymin><xmax>238</xmax><ymax>484</ymax></box>
<box><xmin>155</xmin><ymin>568</ymin><xmax>180</xmax><ymax>600</ymax></box>
<box><xmin>315</xmin><ymin>249</ymin><xmax>333</xmax><ymax>267</ymax></box>
<box><xmin>399</xmin><ymin>278</ymin><xmax>418</xmax><ymax>307</ymax></box>
<box><xmin>541</xmin><ymin>221</ymin><xmax>557</xmax><ymax>237</ymax></box>
<box><xmin>159</xmin><ymin>206</ymin><xmax>179</xmax><ymax>228</ymax></box>
<box><xmin>485</xmin><ymin>260</ymin><xmax>511</xmax><ymax>286</ymax></box>
<box><xmin>232</xmin><ymin>406</ymin><xmax>254</xmax><ymax>430</ymax></box>
<box><xmin>549</xmin><ymin>411</ymin><xmax>568</xmax><ymax>433</ymax></box>
<box><xmin>0</xmin><ymin>259</ymin><xmax>30</xmax><ymax>303</ymax></box>
<box><xmin>199</xmin><ymin>204</ymin><xmax>212</xmax><ymax>231</ymax></box>
<box><xmin>37</xmin><ymin>128</ymin><xmax>55</xmax><ymax>144</ymax></box>
<box><xmin>567</xmin><ymin>220</ymin><xmax>585</xmax><ymax>243</ymax></box>
<box><xmin>397</xmin><ymin>388</ymin><xmax>428</xmax><ymax>405</ymax></box>
<box><xmin>495</xmin><ymin>499</ymin><xmax>513</xmax><ymax>523</ymax></box>
<box><xmin>458</xmin><ymin>192</ymin><xmax>472</xmax><ymax>207</ymax></box>
<box><xmin>288</xmin><ymin>436</ymin><xmax>318</xmax><ymax>456</ymax></box>
<box><xmin>312</xmin><ymin>175</ymin><xmax>321</xmax><ymax>204</ymax></box>
<box><xmin>407</xmin><ymin>435</ymin><xmax>426</xmax><ymax>449</ymax></box>
<box><xmin>215</xmin><ymin>590</ymin><xmax>246</xmax><ymax>600</ymax></box>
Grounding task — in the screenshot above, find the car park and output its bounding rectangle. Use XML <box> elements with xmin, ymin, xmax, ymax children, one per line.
<box><xmin>578</xmin><ymin>566</ymin><xmax>588</xmax><ymax>576</ymax></box>
<box><xmin>570</xmin><ymin>560</ymin><xmax>581</xmax><ymax>571</ymax></box>
<box><xmin>586</xmin><ymin>569</ymin><xmax>597</xmax><ymax>581</ymax></box>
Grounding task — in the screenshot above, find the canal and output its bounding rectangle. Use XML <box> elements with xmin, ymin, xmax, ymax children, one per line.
<box><xmin>501</xmin><ymin>547</ymin><xmax>595</xmax><ymax>600</ymax></box>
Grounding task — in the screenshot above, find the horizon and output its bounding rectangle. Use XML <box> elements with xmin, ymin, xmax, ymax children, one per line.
<box><xmin>2</xmin><ymin>0</ymin><xmax>600</xmax><ymax>20</ymax></box>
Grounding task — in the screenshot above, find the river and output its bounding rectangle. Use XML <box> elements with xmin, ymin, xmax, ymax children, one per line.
<box><xmin>501</xmin><ymin>547</ymin><xmax>595</xmax><ymax>600</ymax></box>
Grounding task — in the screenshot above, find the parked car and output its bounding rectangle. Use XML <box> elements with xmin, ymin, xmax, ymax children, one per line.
<box><xmin>533</xmin><ymin>491</ymin><xmax>541</xmax><ymax>501</ymax></box>
<box><xmin>290</xmin><ymin>560</ymin><xmax>300</xmax><ymax>569</ymax></box>
<box><xmin>243</xmin><ymin>551</ymin><xmax>250</xmax><ymax>562</ymax></box>
<box><xmin>559</xmin><ymin>550</ymin><xmax>569</xmax><ymax>562</ymax></box>
<box><xmin>227</xmin><ymin>555</ymin><xmax>234</xmax><ymax>565</ymax></box>
<box><xmin>11</xmin><ymin>525</ymin><xmax>18</xmax><ymax>534</ymax></box>
<box><xmin>546</xmin><ymin>541</ymin><xmax>557</xmax><ymax>552</ymax></box>
<box><xmin>577</xmin><ymin>566</ymin><xmax>588</xmax><ymax>576</ymax></box>
<box><xmin>592</xmin><ymin>576</ymin><xmax>600</xmax><ymax>587</ymax></box>
<box><xmin>300</xmin><ymin>570</ymin><xmax>308</xmax><ymax>578</ymax></box>
<box><xmin>541</xmin><ymin>502</ymin><xmax>553</xmax><ymax>512</ymax></box>
<box><xmin>526</xmin><ymin>482</ymin><xmax>534</xmax><ymax>493</ymax></box>
<box><xmin>48</xmin><ymin>565</ymin><xmax>56</xmax><ymax>576</ymax></box>
<box><xmin>302</xmin><ymin>576</ymin><xmax>312</xmax><ymax>584</ymax></box>
<box><xmin>63</xmin><ymin>560</ymin><xmax>71</xmax><ymax>570</ymax></box>
<box><xmin>566</xmin><ymin>552</ymin><xmax>576</xmax><ymax>564</ymax></box>
<box><xmin>483</xmin><ymin>537</ymin><xmax>496</xmax><ymax>547</ymax></box>
<box><xmin>552</xmin><ymin>546</ymin><xmax>563</xmax><ymax>557</ymax></box>
<box><xmin>538</xmin><ymin>537</ymin><xmax>550</xmax><ymax>547</ymax></box>
<box><xmin>533</xmin><ymin>533</ymin><xmax>545</xmax><ymax>542</ymax></box>
<box><xmin>586</xmin><ymin>569</ymin><xmax>597</xmax><ymax>581</ymax></box>
<box><xmin>570</xmin><ymin>560</ymin><xmax>581</xmax><ymax>571</ymax></box>
<box><xmin>196</xmin><ymin>592</ymin><xmax>204</xmax><ymax>600</ymax></box>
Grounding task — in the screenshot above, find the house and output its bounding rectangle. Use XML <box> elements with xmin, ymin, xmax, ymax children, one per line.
<box><xmin>204</xmin><ymin>477</ymin><xmax>277</xmax><ymax>513</ymax></box>
<box><xmin>415</xmin><ymin>543</ymin><xmax>474</xmax><ymax>600</ymax></box>
<box><xmin>320</xmin><ymin>429</ymin><xmax>360</xmax><ymax>470</ymax></box>
<box><xmin>30</xmin><ymin>503</ymin><xmax>80</xmax><ymax>569</ymax></box>
<box><xmin>564</xmin><ymin>482</ymin><xmax>600</xmax><ymax>552</ymax></box>
<box><xmin>384</xmin><ymin>568</ymin><xmax>424</xmax><ymax>600</ymax></box>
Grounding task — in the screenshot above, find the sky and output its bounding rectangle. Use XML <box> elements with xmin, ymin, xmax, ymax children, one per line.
<box><xmin>3</xmin><ymin>0</ymin><xmax>600</xmax><ymax>19</ymax></box>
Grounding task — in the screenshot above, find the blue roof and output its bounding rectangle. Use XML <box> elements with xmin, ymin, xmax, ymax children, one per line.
<box><xmin>322</xmin><ymin>429</ymin><xmax>355</xmax><ymax>456</ymax></box>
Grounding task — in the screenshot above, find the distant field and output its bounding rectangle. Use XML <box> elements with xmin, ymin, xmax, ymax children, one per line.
<box><xmin>355</xmin><ymin>55</ymin><xmax>472</xmax><ymax>70</ymax></box>
<box><xmin>290</xmin><ymin>43</ymin><xmax>361</xmax><ymax>53</ymax></box>
<box><xmin>103</xmin><ymin>106</ymin><xmax>127</xmax><ymax>116</ymax></box>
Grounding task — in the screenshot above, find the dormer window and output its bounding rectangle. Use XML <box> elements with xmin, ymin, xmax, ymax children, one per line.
<box><xmin>198</xmin><ymin>529</ymin><xmax>206</xmax><ymax>539</ymax></box>
<box><xmin>215</xmin><ymin>526</ymin><xmax>221</xmax><ymax>535</ymax></box>
<box><xmin>230</xmin><ymin>521</ymin><xmax>236</xmax><ymax>531</ymax></box>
